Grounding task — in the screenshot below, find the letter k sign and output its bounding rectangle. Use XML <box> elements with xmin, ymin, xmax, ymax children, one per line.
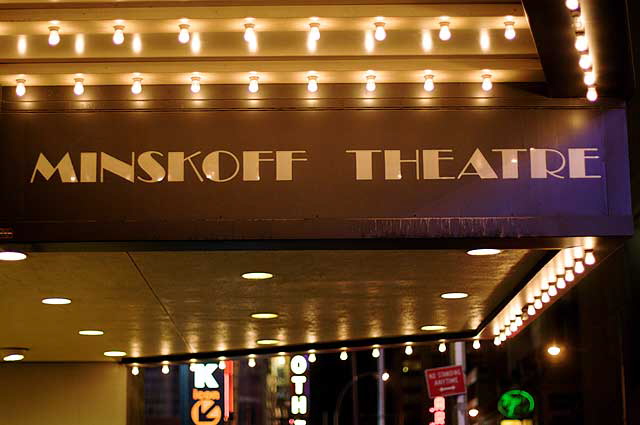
<box><xmin>193</xmin><ymin>363</ymin><xmax>219</xmax><ymax>389</ymax></box>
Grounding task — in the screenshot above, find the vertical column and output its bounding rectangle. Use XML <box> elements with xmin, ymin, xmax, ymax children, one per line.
<box><xmin>377</xmin><ymin>349</ymin><xmax>385</xmax><ymax>425</ymax></box>
<box><xmin>452</xmin><ymin>342</ymin><xmax>468</xmax><ymax>425</ymax></box>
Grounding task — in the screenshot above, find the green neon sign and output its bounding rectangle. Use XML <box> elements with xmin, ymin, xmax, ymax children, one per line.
<box><xmin>498</xmin><ymin>390</ymin><xmax>535</xmax><ymax>419</ymax></box>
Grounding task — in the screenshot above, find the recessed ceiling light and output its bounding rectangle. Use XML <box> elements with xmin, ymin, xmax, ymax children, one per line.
<box><xmin>79</xmin><ymin>330</ymin><xmax>104</xmax><ymax>336</ymax></box>
<box><xmin>256</xmin><ymin>339</ymin><xmax>280</xmax><ymax>345</ymax></box>
<box><xmin>547</xmin><ymin>345</ymin><xmax>561</xmax><ymax>356</ymax></box>
<box><xmin>420</xmin><ymin>325</ymin><xmax>446</xmax><ymax>331</ymax></box>
<box><xmin>251</xmin><ymin>313</ymin><xmax>279</xmax><ymax>319</ymax></box>
<box><xmin>3</xmin><ymin>354</ymin><xmax>25</xmax><ymax>362</ymax></box>
<box><xmin>42</xmin><ymin>297</ymin><xmax>71</xmax><ymax>305</ymax></box>
<box><xmin>0</xmin><ymin>251</ymin><xmax>27</xmax><ymax>261</ymax></box>
<box><xmin>441</xmin><ymin>292</ymin><xmax>469</xmax><ymax>300</ymax></box>
<box><xmin>242</xmin><ymin>272</ymin><xmax>274</xmax><ymax>280</ymax></box>
<box><xmin>104</xmin><ymin>351</ymin><xmax>127</xmax><ymax>357</ymax></box>
<box><xmin>466</xmin><ymin>249</ymin><xmax>502</xmax><ymax>256</ymax></box>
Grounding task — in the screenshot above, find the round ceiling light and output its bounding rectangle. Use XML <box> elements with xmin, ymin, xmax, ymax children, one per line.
<box><xmin>251</xmin><ymin>312</ymin><xmax>279</xmax><ymax>319</ymax></box>
<box><xmin>104</xmin><ymin>350</ymin><xmax>127</xmax><ymax>357</ymax></box>
<box><xmin>3</xmin><ymin>354</ymin><xmax>25</xmax><ymax>362</ymax></box>
<box><xmin>0</xmin><ymin>251</ymin><xmax>27</xmax><ymax>261</ymax></box>
<box><xmin>441</xmin><ymin>292</ymin><xmax>469</xmax><ymax>300</ymax></box>
<box><xmin>79</xmin><ymin>330</ymin><xmax>104</xmax><ymax>336</ymax></box>
<box><xmin>256</xmin><ymin>339</ymin><xmax>280</xmax><ymax>345</ymax></box>
<box><xmin>42</xmin><ymin>297</ymin><xmax>71</xmax><ymax>305</ymax></box>
<box><xmin>547</xmin><ymin>345</ymin><xmax>561</xmax><ymax>356</ymax></box>
<box><xmin>242</xmin><ymin>272</ymin><xmax>274</xmax><ymax>280</ymax></box>
<box><xmin>420</xmin><ymin>325</ymin><xmax>446</xmax><ymax>331</ymax></box>
<box><xmin>466</xmin><ymin>249</ymin><xmax>502</xmax><ymax>256</ymax></box>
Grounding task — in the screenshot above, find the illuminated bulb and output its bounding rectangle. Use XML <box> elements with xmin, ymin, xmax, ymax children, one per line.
<box><xmin>374</xmin><ymin>21</ymin><xmax>386</xmax><ymax>41</ymax></box>
<box><xmin>585</xmin><ymin>250</ymin><xmax>596</xmax><ymax>265</ymax></box>
<box><xmin>574</xmin><ymin>15</ymin><xmax>585</xmax><ymax>32</ymax></box>
<box><xmin>404</xmin><ymin>345</ymin><xmax>413</xmax><ymax>355</ymax></box>
<box><xmin>248</xmin><ymin>74</ymin><xmax>259</xmax><ymax>93</ymax></box>
<box><xmin>372</xmin><ymin>347</ymin><xmax>380</xmax><ymax>358</ymax></box>
<box><xmin>178</xmin><ymin>24</ymin><xmax>191</xmax><ymax>44</ymax></box>
<box><xmin>528</xmin><ymin>304</ymin><xmax>536</xmax><ymax>316</ymax></box>
<box><xmin>73</xmin><ymin>78</ymin><xmax>84</xmax><ymax>96</ymax></box>
<box><xmin>161</xmin><ymin>364</ymin><xmax>170</xmax><ymax>375</ymax></box>
<box><xmin>575</xmin><ymin>33</ymin><xmax>588</xmax><ymax>52</ymax></box>
<box><xmin>547</xmin><ymin>345</ymin><xmax>561</xmax><ymax>356</ymax></box>
<box><xmin>541</xmin><ymin>292</ymin><xmax>550</xmax><ymax>303</ymax></box>
<box><xmin>509</xmin><ymin>322</ymin><xmax>517</xmax><ymax>332</ymax></box>
<box><xmin>505</xmin><ymin>328</ymin><xmax>512</xmax><ymax>337</ymax></box>
<box><xmin>575</xmin><ymin>260</ymin><xmax>585</xmax><ymax>274</ymax></box>
<box><xmin>469</xmin><ymin>408</ymin><xmax>479</xmax><ymax>418</ymax></box>
<box><xmin>473</xmin><ymin>339</ymin><xmax>481</xmax><ymax>350</ymax></box>
<box><xmin>549</xmin><ymin>284</ymin><xmax>558</xmax><ymax>297</ymax></box>
<box><xmin>423</xmin><ymin>73</ymin><xmax>435</xmax><ymax>92</ymax></box>
<box><xmin>15</xmin><ymin>79</ymin><xmax>26</xmax><ymax>97</ymax></box>
<box><xmin>579</xmin><ymin>53</ymin><xmax>593</xmax><ymax>70</ymax></box>
<box><xmin>439</xmin><ymin>18</ymin><xmax>451</xmax><ymax>41</ymax></box>
<box><xmin>493</xmin><ymin>336</ymin><xmax>501</xmax><ymax>346</ymax></box>
<box><xmin>248</xmin><ymin>357</ymin><xmax>256</xmax><ymax>368</ymax></box>
<box><xmin>515</xmin><ymin>316</ymin><xmax>523</xmax><ymax>327</ymax></box>
<box><xmin>131</xmin><ymin>366</ymin><xmax>140</xmax><ymax>375</ymax></box>
<box><xmin>3</xmin><ymin>354</ymin><xmax>25</xmax><ymax>362</ymax></box>
<box><xmin>131</xmin><ymin>77</ymin><xmax>143</xmax><ymax>95</ymax></box>
<box><xmin>113</xmin><ymin>25</ymin><xmax>125</xmax><ymax>45</ymax></box>
<box><xmin>587</xmin><ymin>86</ymin><xmax>598</xmax><ymax>102</ymax></box>
<box><xmin>438</xmin><ymin>342</ymin><xmax>447</xmax><ymax>353</ymax></box>
<box><xmin>534</xmin><ymin>298</ymin><xmax>543</xmax><ymax>310</ymax></box>
<box><xmin>584</xmin><ymin>71</ymin><xmax>596</xmax><ymax>86</ymax></box>
<box><xmin>381</xmin><ymin>372</ymin><xmax>390</xmax><ymax>382</ymax></box>
<box><xmin>244</xmin><ymin>23</ymin><xmax>257</xmax><ymax>44</ymax></box>
<box><xmin>218</xmin><ymin>360</ymin><xmax>226</xmax><ymax>370</ymax></box>
<box><xmin>481</xmin><ymin>73</ymin><xmax>493</xmax><ymax>91</ymax></box>
<box><xmin>309</xmin><ymin>22</ymin><xmax>321</xmax><ymax>41</ymax></box>
<box><xmin>308</xmin><ymin>353</ymin><xmax>317</xmax><ymax>363</ymax></box>
<box><xmin>499</xmin><ymin>332</ymin><xmax>507</xmax><ymax>341</ymax></box>
<box><xmin>190</xmin><ymin>76</ymin><xmax>201</xmax><ymax>93</ymax></box>
<box><xmin>307</xmin><ymin>73</ymin><xmax>318</xmax><ymax>93</ymax></box>
<box><xmin>340</xmin><ymin>350</ymin><xmax>348</xmax><ymax>361</ymax></box>
<box><xmin>557</xmin><ymin>276</ymin><xmax>566</xmax><ymax>289</ymax></box>
<box><xmin>565</xmin><ymin>0</ymin><xmax>580</xmax><ymax>10</ymax></box>
<box><xmin>365</xmin><ymin>73</ymin><xmax>376</xmax><ymax>92</ymax></box>
<box><xmin>504</xmin><ymin>17</ymin><xmax>516</xmax><ymax>40</ymax></box>
<box><xmin>48</xmin><ymin>26</ymin><xmax>61</xmax><ymax>46</ymax></box>
<box><xmin>565</xmin><ymin>268</ymin><xmax>575</xmax><ymax>282</ymax></box>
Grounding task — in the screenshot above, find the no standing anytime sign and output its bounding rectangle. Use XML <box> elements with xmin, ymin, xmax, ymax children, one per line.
<box><xmin>424</xmin><ymin>365</ymin><xmax>467</xmax><ymax>399</ymax></box>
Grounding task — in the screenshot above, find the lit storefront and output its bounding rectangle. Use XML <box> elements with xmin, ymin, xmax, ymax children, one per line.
<box><xmin>0</xmin><ymin>0</ymin><xmax>638</xmax><ymax>425</ymax></box>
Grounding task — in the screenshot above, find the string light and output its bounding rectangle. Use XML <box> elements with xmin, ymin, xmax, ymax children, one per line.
<box><xmin>574</xmin><ymin>259</ymin><xmax>585</xmax><ymax>274</ymax></box>
<box><xmin>248</xmin><ymin>357</ymin><xmax>256</xmax><ymax>367</ymax></box>
<box><xmin>404</xmin><ymin>344</ymin><xmax>413</xmax><ymax>355</ymax></box>
<box><xmin>374</xmin><ymin>19</ymin><xmax>386</xmax><ymax>41</ymax></box>
<box><xmin>190</xmin><ymin>75</ymin><xmax>201</xmax><ymax>93</ymax></box>
<box><xmin>48</xmin><ymin>25</ymin><xmax>61</xmax><ymax>46</ymax></box>
<box><xmin>565</xmin><ymin>0</ymin><xmax>580</xmax><ymax>11</ymax></box>
<box><xmin>481</xmin><ymin>72</ymin><xmax>493</xmax><ymax>91</ymax></box>
<box><xmin>372</xmin><ymin>347</ymin><xmax>381</xmax><ymax>358</ymax></box>
<box><xmin>438</xmin><ymin>342</ymin><xmax>447</xmax><ymax>353</ymax></box>
<box><xmin>15</xmin><ymin>79</ymin><xmax>26</xmax><ymax>97</ymax></box>
<box><xmin>340</xmin><ymin>349</ymin><xmax>348</xmax><ymax>361</ymax></box>
<box><xmin>584</xmin><ymin>70</ymin><xmax>596</xmax><ymax>86</ymax></box>
<box><xmin>178</xmin><ymin>24</ymin><xmax>191</xmax><ymax>44</ymax></box>
<box><xmin>585</xmin><ymin>250</ymin><xmax>596</xmax><ymax>265</ymax></box>
<box><xmin>575</xmin><ymin>33</ymin><xmax>588</xmax><ymax>52</ymax></box>
<box><xmin>307</xmin><ymin>72</ymin><xmax>319</xmax><ymax>93</ymax></box>
<box><xmin>248</xmin><ymin>72</ymin><xmax>260</xmax><ymax>93</ymax></box>
<box><xmin>113</xmin><ymin>25</ymin><xmax>125</xmax><ymax>45</ymax></box>
<box><xmin>131</xmin><ymin>76</ymin><xmax>143</xmax><ymax>94</ymax></box>
<box><xmin>423</xmin><ymin>72</ymin><xmax>435</xmax><ymax>92</ymax></box>
<box><xmin>73</xmin><ymin>77</ymin><xmax>84</xmax><ymax>96</ymax></box>
<box><xmin>579</xmin><ymin>53</ymin><xmax>593</xmax><ymax>70</ymax></box>
<box><xmin>439</xmin><ymin>17</ymin><xmax>451</xmax><ymax>41</ymax></box>
<box><xmin>473</xmin><ymin>339</ymin><xmax>481</xmax><ymax>350</ymax></box>
<box><xmin>527</xmin><ymin>304</ymin><xmax>536</xmax><ymax>316</ymax></box>
<box><xmin>365</xmin><ymin>71</ymin><xmax>376</xmax><ymax>92</ymax></box>
<box><xmin>504</xmin><ymin>16</ymin><xmax>516</xmax><ymax>40</ymax></box>
<box><xmin>309</xmin><ymin>21</ymin><xmax>321</xmax><ymax>41</ymax></box>
<box><xmin>161</xmin><ymin>364</ymin><xmax>170</xmax><ymax>374</ymax></box>
<box><xmin>534</xmin><ymin>297</ymin><xmax>543</xmax><ymax>310</ymax></box>
<box><xmin>557</xmin><ymin>275</ymin><xmax>567</xmax><ymax>289</ymax></box>
<box><xmin>548</xmin><ymin>284</ymin><xmax>558</xmax><ymax>297</ymax></box>
<box><xmin>586</xmin><ymin>86</ymin><xmax>598</xmax><ymax>102</ymax></box>
<box><xmin>131</xmin><ymin>366</ymin><xmax>140</xmax><ymax>376</ymax></box>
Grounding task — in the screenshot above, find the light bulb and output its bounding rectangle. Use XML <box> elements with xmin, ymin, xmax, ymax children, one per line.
<box><xmin>73</xmin><ymin>78</ymin><xmax>84</xmax><ymax>96</ymax></box>
<box><xmin>248</xmin><ymin>74</ymin><xmax>259</xmax><ymax>93</ymax></box>
<box><xmin>509</xmin><ymin>322</ymin><xmax>517</xmax><ymax>332</ymax></box>
<box><xmin>481</xmin><ymin>73</ymin><xmax>493</xmax><ymax>91</ymax></box>
<box><xmin>113</xmin><ymin>25</ymin><xmax>125</xmax><ymax>45</ymax></box>
<box><xmin>381</xmin><ymin>372</ymin><xmax>390</xmax><ymax>382</ymax></box>
<box><xmin>178</xmin><ymin>24</ymin><xmax>191</xmax><ymax>44</ymax></box>
<box><xmin>372</xmin><ymin>347</ymin><xmax>380</xmax><ymax>358</ymax></box>
<box><xmin>307</xmin><ymin>74</ymin><xmax>318</xmax><ymax>93</ymax></box>
<box><xmin>573</xmin><ymin>15</ymin><xmax>585</xmax><ymax>32</ymax></box>
<box><xmin>190</xmin><ymin>76</ymin><xmax>201</xmax><ymax>93</ymax></box>
<box><xmin>575</xmin><ymin>33</ymin><xmax>588</xmax><ymax>52</ymax></box>
<box><xmin>541</xmin><ymin>292</ymin><xmax>550</xmax><ymax>303</ymax></box>
<box><xmin>15</xmin><ymin>79</ymin><xmax>26</xmax><ymax>97</ymax></box>
<box><xmin>161</xmin><ymin>364</ymin><xmax>170</xmax><ymax>374</ymax></box>
<box><xmin>565</xmin><ymin>0</ymin><xmax>580</xmax><ymax>10</ymax></box>
<box><xmin>131</xmin><ymin>77</ymin><xmax>143</xmax><ymax>95</ymax></box>
<box><xmin>218</xmin><ymin>360</ymin><xmax>226</xmax><ymax>370</ymax></box>
<box><xmin>244</xmin><ymin>23</ymin><xmax>256</xmax><ymax>44</ymax></box>
<box><xmin>584</xmin><ymin>71</ymin><xmax>596</xmax><ymax>86</ymax></box>
<box><xmin>505</xmin><ymin>328</ymin><xmax>512</xmax><ymax>337</ymax></box>
<box><xmin>585</xmin><ymin>250</ymin><xmax>596</xmax><ymax>265</ymax></box>
<box><xmin>308</xmin><ymin>353</ymin><xmax>317</xmax><ymax>363</ymax></box>
<box><xmin>309</xmin><ymin>22</ymin><xmax>321</xmax><ymax>41</ymax></box>
<box><xmin>423</xmin><ymin>73</ymin><xmax>435</xmax><ymax>92</ymax></box>
<box><xmin>473</xmin><ymin>339</ymin><xmax>481</xmax><ymax>350</ymax></box>
<box><xmin>549</xmin><ymin>284</ymin><xmax>558</xmax><ymax>297</ymax></box>
<box><xmin>132</xmin><ymin>366</ymin><xmax>140</xmax><ymax>376</ymax></box>
<box><xmin>575</xmin><ymin>260</ymin><xmax>585</xmax><ymax>274</ymax></box>
<box><xmin>248</xmin><ymin>357</ymin><xmax>256</xmax><ymax>368</ymax></box>
<box><xmin>579</xmin><ymin>53</ymin><xmax>593</xmax><ymax>70</ymax></box>
<box><xmin>557</xmin><ymin>276</ymin><xmax>566</xmax><ymax>289</ymax></box>
<box><xmin>494</xmin><ymin>336</ymin><xmax>501</xmax><ymax>346</ymax></box>
<box><xmin>500</xmin><ymin>332</ymin><xmax>507</xmax><ymax>341</ymax></box>
<box><xmin>404</xmin><ymin>345</ymin><xmax>413</xmax><ymax>355</ymax></box>
<box><xmin>439</xmin><ymin>19</ymin><xmax>451</xmax><ymax>41</ymax></box>
<box><xmin>365</xmin><ymin>73</ymin><xmax>376</xmax><ymax>92</ymax></box>
<box><xmin>565</xmin><ymin>268</ymin><xmax>575</xmax><ymax>282</ymax></box>
<box><xmin>534</xmin><ymin>298</ymin><xmax>543</xmax><ymax>310</ymax></box>
<box><xmin>515</xmin><ymin>316</ymin><xmax>523</xmax><ymax>327</ymax></box>
<box><xmin>438</xmin><ymin>342</ymin><xmax>447</xmax><ymax>353</ymax></box>
<box><xmin>587</xmin><ymin>86</ymin><xmax>598</xmax><ymax>102</ymax></box>
<box><xmin>504</xmin><ymin>17</ymin><xmax>516</xmax><ymax>40</ymax></box>
<box><xmin>374</xmin><ymin>21</ymin><xmax>386</xmax><ymax>41</ymax></box>
<box><xmin>340</xmin><ymin>350</ymin><xmax>348</xmax><ymax>361</ymax></box>
<box><xmin>528</xmin><ymin>304</ymin><xmax>536</xmax><ymax>316</ymax></box>
<box><xmin>48</xmin><ymin>26</ymin><xmax>61</xmax><ymax>46</ymax></box>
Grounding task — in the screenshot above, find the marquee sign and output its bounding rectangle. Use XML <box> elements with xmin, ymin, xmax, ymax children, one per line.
<box><xmin>187</xmin><ymin>362</ymin><xmax>233</xmax><ymax>425</ymax></box>
<box><xmin>0</xmin><ymin>108</ymin><xmax>632</xmax><ymax>241</ymax></box>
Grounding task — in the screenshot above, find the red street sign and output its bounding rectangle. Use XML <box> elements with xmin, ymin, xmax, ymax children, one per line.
<box><xmin>424</xmin><ymin>365</ymin><xmax>466</xmax><ymax>399</ymax></box>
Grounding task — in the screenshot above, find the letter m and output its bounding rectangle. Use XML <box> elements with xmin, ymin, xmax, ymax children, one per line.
<box><xmin>30</xmin><ymin>153</ymin><xmax>77</xmax><ymax>183</ymax></box>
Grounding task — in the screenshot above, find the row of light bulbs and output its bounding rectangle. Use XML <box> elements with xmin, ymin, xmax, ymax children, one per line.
<box><xmin>564</xmin><ymin>0</ymin><xmax>598</xmax><ymax>101</ymax></box>
<box><xmin>493</xmin><ymin>248</ymin><xmax>595</xmax><ymax>346</ymax></box>
<box><xmin>13</xmin><ymin>70</ymin><xmax>496</xmax><ymax>96</ymax></box>
<box><xmin>43</xmin><ymin>16</ymin><xmax>519</xmax><ymax>49</ymax></box>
